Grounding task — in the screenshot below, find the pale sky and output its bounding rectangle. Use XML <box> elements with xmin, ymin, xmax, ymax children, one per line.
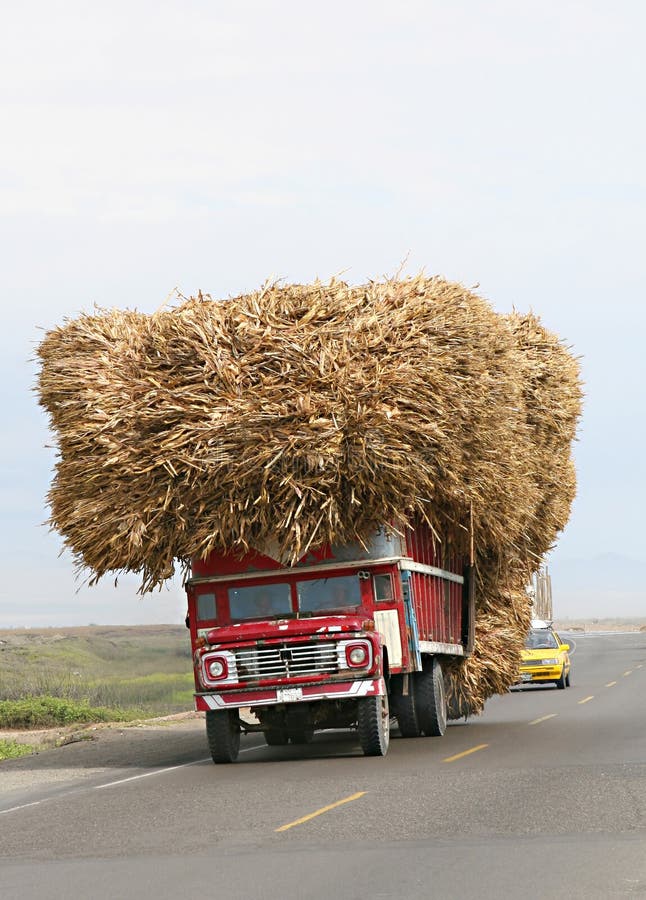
<box><xmin>1</xmin><ymin>1</ymin><xmax>644</xmax><ymax>626</ymax></box>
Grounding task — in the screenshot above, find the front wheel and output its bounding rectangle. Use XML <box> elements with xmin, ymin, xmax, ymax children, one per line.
<box><xmin>556</xmin><ymin>666</ymin><xmax>567</xmax><ymax>689</ymax></box>
<box><xmin>358</xmin><ymin>691</ymin><xmax>390</xmax><ymax>757</ymax></box>
<box><xmin>206</xmin><ymin>709</ymin><xmax>240</xmax><ymax>763</ymax></box>
<box><xmin>416</xmin><ymin>659</ymin><xmax>447</xmax><ymax>736</ymax></box>
<box><xmin>565</xmin><ymin>670</ymin><xmax>571</xmax><ymax>687</ymax></box>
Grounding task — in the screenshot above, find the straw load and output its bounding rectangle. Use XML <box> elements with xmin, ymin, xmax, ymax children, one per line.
<box><xmin>36</xmin><ymin>275</ymin><xmax>582</xmax><ymax>714</ymax></box>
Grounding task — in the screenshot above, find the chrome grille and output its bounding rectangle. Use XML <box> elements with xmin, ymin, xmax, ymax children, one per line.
<box><xmin>234</xmin><ymin>641</ymin><xmax>341</xmax><ymax>682</ymax></box>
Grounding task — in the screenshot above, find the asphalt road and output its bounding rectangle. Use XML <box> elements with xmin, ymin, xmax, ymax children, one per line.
<box><xmin>1</xmin><ymin>632</ymin><xmax>645</xmax><ymax>899</ymax></box>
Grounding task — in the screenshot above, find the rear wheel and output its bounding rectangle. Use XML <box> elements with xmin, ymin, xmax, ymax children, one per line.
<box><xmin>447</xmin><ymin>692</ymin><xmax>473</xmax><ymax>721</ymax></box>
<box><xmin>395</xmin><ymin>679</ymin><xmax>421</xmax><ymax>738</ymax></box>
<box><xmin>416</xmin><ymin>659</ymin><xmax>447</xmax><ymax>736</ymax></box>
<box><xmin>358</xmin><ymin>691</ymin><xmax>390</xmax><ymax>757</ymax></box>
<box><xmin>264</xmin><ymin>729</ymin><xmax>289</xmax><ymax>746</ymax></box>
<box><xmin>206</xmin><ymin>710</ymin><xmax>240</xmax><ymax>763</ymax></box>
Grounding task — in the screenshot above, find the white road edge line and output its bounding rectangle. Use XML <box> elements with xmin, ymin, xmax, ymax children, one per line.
<box><xmin>95</xmin><ymin>741</ymin><xmax>266</xmax><ymax>790</ymax></box>
<box><xmin>0</xmin><ymin>800</ymin><xmax>45</xmax><ymax>816</ymax></box>
<box><xmin>94</xmin><ymin>756</ymin><xmax>212</xmax><ymax>789</ymax></box>
<box><xmin>0</xmin><ymin>742</ymin><xmax>268</xmax><ymax>813</ymax></box>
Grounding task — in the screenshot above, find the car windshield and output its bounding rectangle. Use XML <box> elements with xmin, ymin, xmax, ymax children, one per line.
<box><xmin>297</xmin><ymin>575</ymin><xmax>362</xmax><ymax>613</ymax></box>
<box><xmin>525</xmin><ymin>629</ymin><xmax>559</xmax><ymax>650</ymax></box>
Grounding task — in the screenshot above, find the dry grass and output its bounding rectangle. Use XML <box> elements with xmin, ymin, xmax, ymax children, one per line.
<box><xmin>36</xmin><ymin>275</ymin><xmax>583</xmax><ymax>713</ymax></box>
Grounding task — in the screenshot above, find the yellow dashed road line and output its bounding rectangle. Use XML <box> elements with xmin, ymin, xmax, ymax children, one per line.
<box><xmin>528</xmin><ymin>714</ymin><xmax>558</xmax><ymax>726</ymax></box>
<box><xmin>276</xmin><ymin>660</ymin><xmax>644</xmax><ymax>833</ymax></box>
<box><xmin>276</xmin><ymin>791</ymin><xmax>366</xmax><ymax>833</ymax></box>
<box><xmin>443</xmin><ymin>744</ymin><xmax>489</xmax><ymax>763</ymax></box>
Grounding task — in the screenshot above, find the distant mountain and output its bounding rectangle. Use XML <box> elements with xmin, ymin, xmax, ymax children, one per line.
<box><xmin>548</xmin><ymin>553</ymin><xmax>645</xmax><ymax>618</ymax></box>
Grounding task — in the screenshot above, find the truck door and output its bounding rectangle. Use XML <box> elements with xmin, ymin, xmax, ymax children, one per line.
<box><xmin>400</xmin><ymin>569</ymin><xmax>422</xmax><ymax>671</ymax></box>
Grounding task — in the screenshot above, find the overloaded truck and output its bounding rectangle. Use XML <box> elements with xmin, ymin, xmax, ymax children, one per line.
<box><xmin>186</xmin><ymin>519</ymin><xmax>475</xmax><ymax>762</ymax></box>
<box><xmin>36</xmin><ymin>277</ymin><xmax>581</xmax><ymax>760</ymax></box>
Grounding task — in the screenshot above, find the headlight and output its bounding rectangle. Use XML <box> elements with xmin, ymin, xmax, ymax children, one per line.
<box><xmin>540</xmin><ymin>658</ymin><xmax>559</xmax><ymax>666</ymax></box>
<box><xmin>207</xmin><ymin>658</ymin><xmax>228</xmax><ymax>679</ymax></box>
<box><xmin>345</xmin><ymin>641</ymin><xmax>371</xmax><ymax>669</ymax></box>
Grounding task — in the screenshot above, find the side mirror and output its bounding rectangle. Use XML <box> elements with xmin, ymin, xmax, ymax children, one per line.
<box><xmin>560</xmin><ymin>643</ymin><xmax>570</xmax><ymax>652</ymax></box>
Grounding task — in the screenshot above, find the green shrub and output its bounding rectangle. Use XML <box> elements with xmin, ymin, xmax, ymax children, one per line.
<box><xmin>0</xmin><ymin>696</ymin><xmax>131</xmax><ymax>729</ymax></box>
<box><xmin>0</xmin><ymin>739</ymin><xmax>35</xmax><ymax>760</ymax></box>
<box><xmin>85</xmin><ymin>673</ymin><xmax>194</xmax><ymax>711</ymax></box>
<box><xmin>0</xmin><ymin>627</ymin><xmax>195</xmax><ymax>720</ymax></box>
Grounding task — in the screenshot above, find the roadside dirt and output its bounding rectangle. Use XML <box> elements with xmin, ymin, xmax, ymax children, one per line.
<box><xmin>0</xmin><ymin>712</ymin><xmax>209</xmax><ymax>806</ymax></box>
<box><xmin>0</xmin><ymin>711</ymin><xmax>203</xmax><ymax>752</ymax></box>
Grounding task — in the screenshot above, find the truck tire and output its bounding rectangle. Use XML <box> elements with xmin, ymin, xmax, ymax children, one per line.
<box><xmin>206</xmin><ymin>709</ymin><xmax>240</xmax><ymax>763</ymax></box>
<box><xmin>264</xmin><ymin>729</ymin><xmax>289</xmax><ymax>746</ymax></box>
<box><xmin>358</xmin><ymin>691</ymin><xmax>390</xmax><ymax>757</ymax></box>
<box><xmin>396</xmin><ymin>680</ymin><xmax>421</xmax><ymax>738</ymax></box>
<box><xmin>416</xmin><ymin>659</ymin><xmax>447</xmax><ymax>737</ymax></box>
<box><xmin>447</xmin><ymin>693</ymin><xmax>472</xmax><ymax>721</ymax></box>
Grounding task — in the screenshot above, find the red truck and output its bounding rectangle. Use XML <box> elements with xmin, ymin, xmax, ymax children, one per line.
<box><xmin>186</xmin><ymin>520</ymin><xmax>475</xmax><ymax>761</ymax></box>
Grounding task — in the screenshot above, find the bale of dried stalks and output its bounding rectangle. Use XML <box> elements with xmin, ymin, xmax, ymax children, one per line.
<box><xmin>36</xmin><ymin>275</ymin><xmax>582</xmax><ymax>712</ymax></box>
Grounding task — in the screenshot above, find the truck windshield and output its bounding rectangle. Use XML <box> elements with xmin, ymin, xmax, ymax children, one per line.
<box><xmin>297</xmin><ymin>575</ymin><xmax>361</xmax><ymax>613</ymax></box>
<box><xmin>228</xmin><ymin>583</ymin><xmax>292</xmax><ymax>620</ymax></box>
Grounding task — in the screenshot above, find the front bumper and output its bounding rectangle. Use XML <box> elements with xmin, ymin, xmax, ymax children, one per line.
<box><xmin>195</xmin><ymin>677</ymin><xmax>383</xmax><ymax>711</ymax></box>
<box><xmin>518</xmin><ymin>665</ymin><xmax>564</xmax><ymax>683</ymax></box>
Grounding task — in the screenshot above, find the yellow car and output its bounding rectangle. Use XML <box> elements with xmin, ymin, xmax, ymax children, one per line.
<box><xmin>518</xmin><ymin>625</ymin><xmax>571</xmax><ymax>689</ymax></box>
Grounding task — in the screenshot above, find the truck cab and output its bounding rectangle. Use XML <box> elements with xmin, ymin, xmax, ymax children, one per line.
<box><xmin>186</xmin><ymin>521</ymin><xmax>474</xmax><ymax>761</ymax></box>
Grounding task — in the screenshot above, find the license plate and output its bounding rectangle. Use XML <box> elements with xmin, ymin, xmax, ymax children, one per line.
<box><xmin>520</xmin><ymin>673</ymin><xmax>533</xmax><ymax>682</ymax></box>
<box><xmin>277</xmin><ymin>687</ymin><xmax>303</xmax><ymax>702</ymax></box>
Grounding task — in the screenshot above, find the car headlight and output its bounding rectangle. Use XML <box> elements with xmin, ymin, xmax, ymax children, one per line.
<box><xmin>540</xmin><ymin>658</ymin><xmax>559</xmax><ymax>665</ymax></box>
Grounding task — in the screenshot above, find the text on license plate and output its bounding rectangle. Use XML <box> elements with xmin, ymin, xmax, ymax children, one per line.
<box><xmin>277</xmin><ymin>687</ymin><xmax>303</xmax><ymax>702</ymax></box>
